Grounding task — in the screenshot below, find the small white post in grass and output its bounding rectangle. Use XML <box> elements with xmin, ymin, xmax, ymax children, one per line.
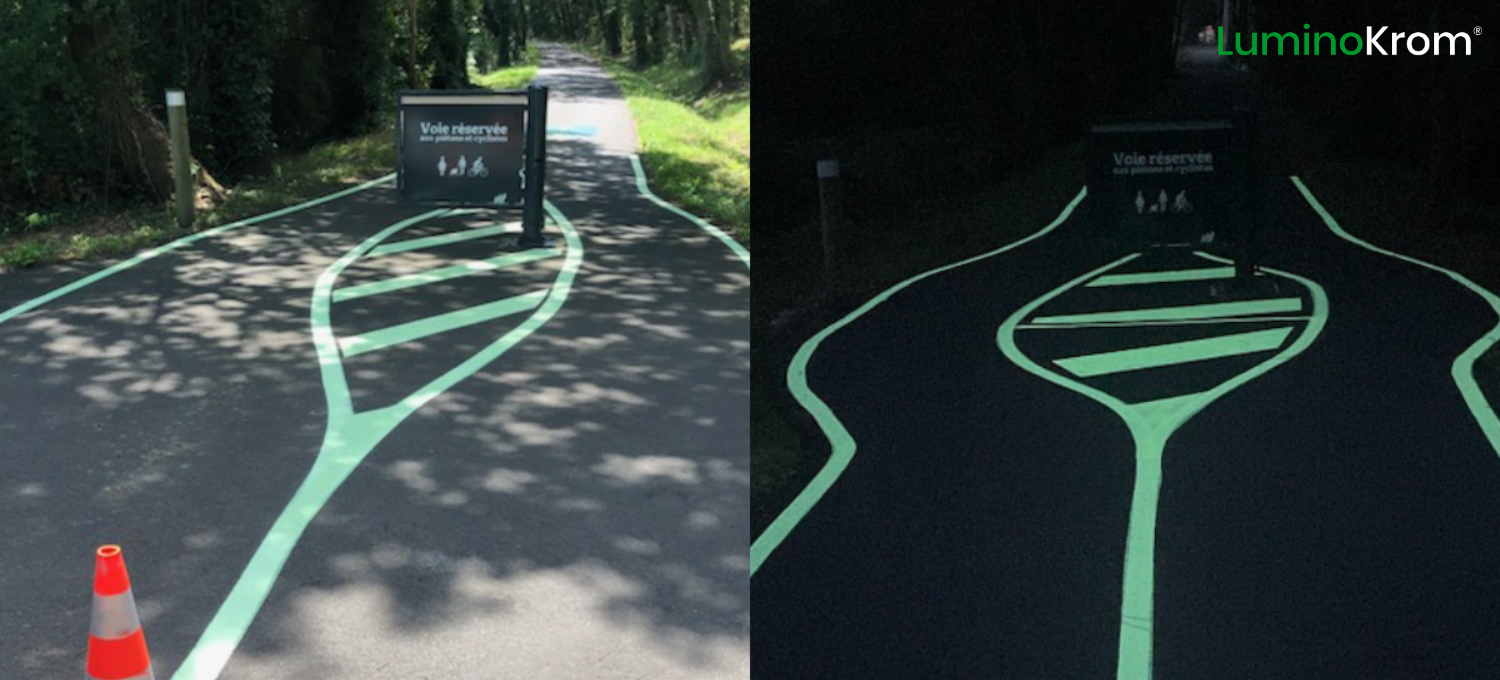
<box><xmin>165</xmin><ymin>89</ymin><xmax>193</xmax><ymax>229</ymax></box>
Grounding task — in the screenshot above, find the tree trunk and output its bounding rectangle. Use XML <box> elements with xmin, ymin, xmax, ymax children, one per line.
<box><xmin>686</xmin><ymin>0</ymin><xmax>732</xmax><ymax>87</ymax></box>
<box><xmin>407</xmin><ymin>0</ymin><xmax>422</xmax><ymax>88</ymax></box>
<box><xmin>650</xmin><ymin>0</ymin><xmax>669</xmax><ymax>63</ymax></box>
<box><xmin>630</xmin><ymin>0</ymin><xmax>650</xmax><ymax>67</ymax></box>
<box><xmin>515</xmin><ymin>0</ymin><xmax>529</xmax><ymax>56</ymax></box>
<box><xmin>66</xmin><ymin>1</ymin><xmax>173</xmax><ymax>201</ymax></box>
<box><xmin>605</xmin><ymin>3</ymin><xmax>623</xmax><ymax>56</ymax></box>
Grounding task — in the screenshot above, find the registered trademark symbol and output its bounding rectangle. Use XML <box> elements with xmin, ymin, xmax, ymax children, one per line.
<box><xmin>1476</xmin><ymin>26</ymin><xmax>1482</xmax><ymax>35</ymax></box>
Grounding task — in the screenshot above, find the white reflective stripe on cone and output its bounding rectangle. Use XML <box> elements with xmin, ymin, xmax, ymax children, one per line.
<box><xmin>90</xmin><ymin>589</ymin><xmax>143</xmax><ymax>640</ymax></box>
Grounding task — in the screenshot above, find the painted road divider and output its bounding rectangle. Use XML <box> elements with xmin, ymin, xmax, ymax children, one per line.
<box><xmin>1030</xmin><ymin>298</ymin><xmax>1302</xmax><ymax>326</ymax></box>
<box><xmin>338</xmin><ymin>289</ymin><xmax>550</xmax><ymax>357</ymax></box>
<box><xmin>366</xmin><ymin>223</ymin><xmax>521</xmax><ymax>257</ymax></box>
<box><xmin>170</xmin><ymin>201</ymin><xmax>584</xmax><ymax>680</ymax></box>
<box><xmin>1052</xmin><ymin>326</ymin><xmax>1295</xmax><ymax>377</ymax></box>
<box><xmin>332</xmin><ymin>250</ymin><xmax>561</xmax><ymax>303</ymax></box>
<box><xmin>999</xmin><ymin>250</ymin><xmax>1327</xmax><ymax>680</ymax></box>
<box><xmin>1087</xmin><ymin>266</ymin><xmax>1238</xmax><ymax>287</ymax></box>
<box><xmin>749</xmin><ymin>187</ymin><xmax>1088</xmax><ymax>577</ymax></box>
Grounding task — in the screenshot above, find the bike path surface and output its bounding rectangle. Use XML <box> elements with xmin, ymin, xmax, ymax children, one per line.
<box><xmin>0</xmin><ymin>43</ymin><xmax>746</xmax><ymax>680</ymax></box>
<box><xmin>752</xmin><ymin>176</ymin><xmax>1500</xmax><ymax>679</ymax></box>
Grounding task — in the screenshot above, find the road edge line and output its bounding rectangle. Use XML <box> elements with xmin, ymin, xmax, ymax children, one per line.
<box><xmin>1290</xmin><ymin>175</ymin><xmax>1500</xmax><ymax>459</ymax></box>
<box><xmin>629</xmin><ymin>154</ymin><xmax>749</xmax><ymax>269</ymax></box>
<box><xmin>0</xmin><ymin>173</ymin><xmax>396</xmax><ymax>327</ymax></box>
<box><xmin>749</xmin><ymin>186</ymin><xmax>1087</xmax><ymax>577</ymax></box>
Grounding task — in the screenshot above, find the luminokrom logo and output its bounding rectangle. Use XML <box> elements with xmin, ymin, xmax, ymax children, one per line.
<box><xmin>1218</xmin><ymin>25</ymin><xmax>1478</xmax><ymax>56</ymax></box>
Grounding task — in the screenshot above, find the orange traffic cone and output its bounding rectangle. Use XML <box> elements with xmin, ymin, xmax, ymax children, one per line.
<box><xmin>87</xmin><ymin>545</ymin><xmax>156</xmax><ymax>680</ymax></box>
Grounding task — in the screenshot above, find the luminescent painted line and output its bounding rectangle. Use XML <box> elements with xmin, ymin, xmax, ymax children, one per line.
<box><xmin>0</xmin><ymin>174</ymin><xmax>396</xmax><ymax>327</ymax></box>
<box><xmin>1052</xmin><ymin>327</ymin><xmax>1294</xmax><ymax>378</ymax></box>
<box><xmin>629</xmin><ymin>154</ymin><xmax>749</xmax><ymax>268</ymax></box>
<box><xmin>338</xmin><ymin>289</ymin><xmax>549</xmax><ymax>356</ymax></box>
<box><xmin>171</xmin><ymin>200</ymin><xmax>584</xmax><ymax>680</ymax></box>
<box><xmin>366</xmin><ymin>223</ymin><xmax>520</xmax><ymax>257</ymax></box>
<box><xmin>1292</xmin><ymin>176</ymin><xmax>1500</xmax><ymax>459</ymax></box>
<box><xmin>998</xmin><ymin>249</ymin><xmax>1327</xmax><ymax>680</ymax></box>
<box><xmin>1086</xmin><ymin>266</ymin><xmax>1239</xmax><ymax>287</ymax></box>
<box><xmin>749</xmin><ymin>186</ymin><xmax>1089</xmax><ymax>577</ymax></box>
<box><xmin>332</xmin><ymin>250</ymin><xmax>561</xmax><ymax>302</ymax></box>
<box><xmin>1018</xmin><ymin>315</ymin><xmax>1312</xmax><ymax>330</ymax></box>
<box><xmin>547</xmin><ymin>124</ymin><xmax>598</xmax><ymax>137</ymax></box>
<box><xmin>1031</xmin><ymin>298</ymin><xmax>1302</xmax><ymax>325</ymax></box>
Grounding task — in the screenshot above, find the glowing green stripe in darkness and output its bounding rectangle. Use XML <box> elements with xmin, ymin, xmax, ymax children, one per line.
<box><xmin>749</xmin><ymin>187</ymin><xmax>1089</xmax><ymax>576</ymax></box>
<box><xmin>998</xmin><ymin>250</ymin><xmax>1327</xmax><ymax>680</ymax></box>
<box><xmin>1291</xmin><ymin>175</ymin><xmax>1500</xmax><ymax>459</ymax></box>
<box><xmin>1053</xmin><ymin>327</ymin><xmax>1293</xmax><ymax>377</ymax></box>
<box><xmin>1087</xmin><ymin>266</ymin><xmax>1238</xmax><ymax>287</ymax></box>
<box><xmin>171</xmin><ymin>201</ymin><xmax>584</xmax><ymax>680</ymax></box>
<box><xmin>1032</xmin><ymin>298</ymin><xmax>1301</xmax><ymax>325</ymax></box>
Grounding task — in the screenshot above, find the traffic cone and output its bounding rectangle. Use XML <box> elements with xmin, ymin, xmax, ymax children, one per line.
<box><xmin>87</xmin><ymin>545</ymin><xmax>155</xmax><ymax>680</ymax></box>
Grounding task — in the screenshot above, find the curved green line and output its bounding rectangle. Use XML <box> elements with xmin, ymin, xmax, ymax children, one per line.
<box><xmin>628</xmin><ymin>154</ymin><xmax>749</xmax><ymax>268</ymax></box>
<box><xmin>997</xmin><ymin>250</ymin><xmax>1327</xmax><ymax>680</ymax></box>
<box><xmin>1290</xmin><ymin>175</ymin><xmax>1500</xmax><ymax>458</ymax></box>
<box><xmin>0</xmin><ymin>173</ymin><xmax>396</xmax><ymax>327</ymax></box>
<box><xmin>171</xmin><ymin>201</ymin><xmax>585</xmax><ymax>680</ymax></box>
<box><xmin>749</xmin><ymin>187</ymin><xmax>1089</xmax><ymax>577</ymax></box>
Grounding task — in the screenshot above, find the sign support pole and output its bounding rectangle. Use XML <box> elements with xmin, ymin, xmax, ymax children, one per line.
<box><xmin>518</xmin><ymin>84</ymin><xmax>550</xmax><ymax>248</ymax></box>
<box><xmin>166</xmin><ymin>89</ymin><xmax>193</xmax><ymax>229</ymax></box>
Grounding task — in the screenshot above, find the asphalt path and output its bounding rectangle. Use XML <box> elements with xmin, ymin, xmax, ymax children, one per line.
<box><xmin>751</xmin><ymin>175</ymin><xmax>1500</xmax><ymax>678</ymax></box>
<box><xmin>0</xmin><ymin>43</ymin><xmax>747</xmax><ymax>680</ymax></box>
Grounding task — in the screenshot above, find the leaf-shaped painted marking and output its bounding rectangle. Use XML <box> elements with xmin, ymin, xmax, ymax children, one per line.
<box><xmin>997</xmin><ymin>250</ymin><xmax>1328</xmax><ymax>680</ymax></box>
<box><xmin>173</xmin><ymin>204</ymin><xmax>582</xmax><ymax>680</ymax></box>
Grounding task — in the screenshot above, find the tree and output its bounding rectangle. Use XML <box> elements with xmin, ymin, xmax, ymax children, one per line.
<box><xmin>686</xmin><ymin>0</ymin><xmax>734</xmax><ymax>87</ymax></box>
<box><xmin>426</xmin><ymin>0</ymin><xmax>471</xmax><ymax>88</ymax></box>
<box><xmin>629</xmin><ymin>0</ymin><xmax>651</xmax><ymax>67</ymax></box>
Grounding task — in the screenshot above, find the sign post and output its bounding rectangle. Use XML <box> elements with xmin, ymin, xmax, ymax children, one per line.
<box><xmin>519</xmin><ymin>85</ymin><xmax>549</xmax><ymax>248</ymax></box>
<box><xmin>397</xmin><ymin>85</ymin><xmax>550</xmax><ymax>249</ymax></box>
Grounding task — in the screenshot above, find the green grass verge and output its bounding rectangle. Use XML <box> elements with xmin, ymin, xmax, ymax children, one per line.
<box><xmin>1</xmin><ymin>60</ymin><xmax>539</xmax><ymax>274</ymax></box>
<box><xmin>0</xmin><ymin>129</ymin><xmax>396</xmax><ymax>272</ymax></box>
<box><xmin>470</xmin><ymin>48</ymin><xmax>539</xmax><ymax>90</ymax></box>
<box><xmin>585</xmin><ymin>46</ymin><xmax>750</xmax><ymax>241</ymax></box>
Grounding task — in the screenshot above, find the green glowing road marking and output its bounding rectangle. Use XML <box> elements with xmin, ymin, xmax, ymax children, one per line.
<box><xmin>1053</xmin><ymin>327</ymin><xmax>1294</xmax><ymax>377</ymax></box>
<box><xmin>367</xmin><ymin>223</ymin><xmax>520</xmax><ymax>257</ymax></box>
<box><xmin>748</xmin><ymin>187</ymin><xmax>1089</xmax><ymax>577</ymax></box>
<box><xmin>1087</xmin><ymin>267</ymin><xmax>1239</xmax><ymax>287</ymax></box>
<box><xmin>998</xmin><ymin>250</ymin><xmax>1327</xmax><ymax>680</ymax></box>
<box><xmin>0</xmin><ymin>174</ymin><xmax>395</xmax><ymax>327</ymax></box>
<box><xmin>171</xmin><ymin>200</ymin><xmax>584</xmax><ymax>680</ymax></box>
<box><xmin>630</xmin><ymin>154</ymin><xmax>749</xmax><ymax>268</ymax></box>
<box><xmin>338</xmin><ymin>289</ymin><xmax>549</xmax><ymax>356</ymax></box>
<box><xmin>1018</xmin><ymin>315</ymin><xmax>1311</xmax><ymax>330</ymax></box>
<box><xmin>1291</xmin><ymin>175</ymin><xmax>1500</xmax><ymax>463</ymax></box>
<box><xmin>332</xmin><ymin>251</ymin><xmax>561</xmax><ymax>302</ymax></box>
<box><xmin>1032</xmin><ymin>298</ymin><xmax>1302</xmax><ymax>325</ymax></box>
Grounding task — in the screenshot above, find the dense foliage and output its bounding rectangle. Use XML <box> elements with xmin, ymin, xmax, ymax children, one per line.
<box><xmin>2</xmin><ymin>0</ymin><xmax>743</xmax><ymax>222</ymax></box>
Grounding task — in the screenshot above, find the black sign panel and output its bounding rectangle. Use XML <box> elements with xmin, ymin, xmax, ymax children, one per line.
<box><xmin>1088</xmin><ymin>119</ymin><xmax>1250</xmax><ymax>249</ymax></box>
<box><xmin>398</xmin><ymin>92</ymin><xmax>528</xmax><ymax>206</ymax></box>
